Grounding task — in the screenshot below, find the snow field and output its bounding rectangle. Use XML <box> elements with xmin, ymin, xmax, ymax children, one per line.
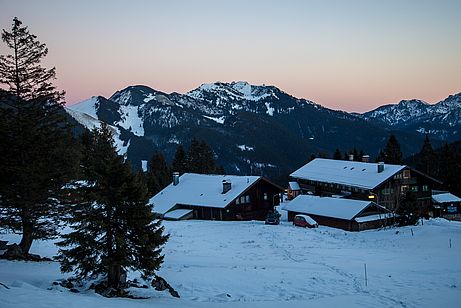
<box><xmin>1</xmin><ymin>218</ymin><xmax>461</xmax><ymax>307</ymax></box>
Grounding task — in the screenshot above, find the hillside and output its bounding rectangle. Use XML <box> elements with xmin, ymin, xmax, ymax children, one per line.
<box><xmin>68</xmin><ymin>82</ymin><xmax>438</xmax><ymax>180</ymax></box>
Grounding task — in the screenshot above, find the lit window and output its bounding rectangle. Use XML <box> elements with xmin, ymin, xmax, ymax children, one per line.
<box><xmin>403</xmin><ymin>170</ymin><xmax>411</xmax><ymax>179</ymax></box>
<box><xmin>422</xmin><ymin>185</ymin><xmax>429</xmax><ymax>192</ymax></box>
<box><xmin>264</xmin><ymin>193</ymin><xmax>268</xmax><ymax>200</ymax></box>
<box><xmin>411</xmin><ymin>186</ymin><xmax>418</xmax><ymax>192</ymax></box>
<box><xmin>401</xmin><ymin>185</ymin><xmax>409</xmax><ymax>193</ymax></box>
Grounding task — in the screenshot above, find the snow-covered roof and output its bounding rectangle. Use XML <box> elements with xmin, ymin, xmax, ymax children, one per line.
<box><xmin>288</xmin><ymin>182</ymin><xmax>301</xmax><ymax>190</ymax></box>
<box><xmin>164</xmin><ymin>209</ymin><xmax>193</xmax><ymax>220</ymax></box>
<box><xmin>282</xmin><ymin>195</ymin><xmax>376</xmax><ymax>220</ymax></box>
<box><xmin>149</xmin><ymin>173</ymin><xmax>261</xmax><ymax>215</ymax></box>
<box><xmin>432</xmin><ymin>193</ymin><xmax>461</xmax><ymax>204</ymax></box>
<box><xmin>290</xmin><ymin>158</ymin><xmax>406</xmax><ymax>190</ymax></box>
<box><xmin>354</xmin><ymin>213</ymin><xmax>394</xmax><ymax>223</ymax></box>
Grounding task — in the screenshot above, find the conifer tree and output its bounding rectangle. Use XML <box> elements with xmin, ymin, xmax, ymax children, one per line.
<box><xmin>0</xmin><ymin>18</ymin><xmax>78</xmax><ymax>257</ymax></box>
<box><xmin>146</xmin><ymin>151</ymin><xmax>170</xmax><ymax>195</ymax></box>
<box><xmin>171</xmin><ymin>144</ymin><xmax>187</xmax><ymax>175</ymax></box>
<box><xmin>333</xmin><ymin>149</ymin><xmax>342</xmax><ymax>160</ymax></box>
<box><xmin>416</xmin><ymin>135</ymin><xmax>436</xmax><ymax>175</ymax></box>
<box><xmin>379</xmin><ymin>134</ymin><xmax>403</xmax><ymax>164</ymax></box>
<box><xmin>57</xmin><ymin>124</ymin><xmax>168</xmax><ymax>295</ymax></box>
<box><xmin>187</xmin><ymin>138</ymin><xmax>217</xmax><ymax>174</ymax></box>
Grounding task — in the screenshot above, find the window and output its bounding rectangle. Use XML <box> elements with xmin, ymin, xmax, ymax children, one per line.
<box><xmin>403</xmin><ymin>170</ymin><xmax>411</xmax><ymax>179</ymax></box>
<box><xmin>411</xmin><ymin>186</ymin><xmax>418</xmax><ymax>192</ymax></box>
<box><xmin>263</xmin><ymin>193</ymin><xmax>268</xmax><ymax>200</ymax></box>
<box><xmin>422</xmin><ymin>185</ymin><xmax>429</xmax><ymax>192</ymax></box>
<box><xmin>245</xmin><ymin>195</ymin><xmax>250</xmax><ymax>203</ymax></box>
<box><xmin>240</xmin><ymin>196</ymin><xmax>245</xmax><ymax>204</ymax></box>
<box><xmin>401</xmin><ymin>185</ymin><xmax>409</xmax><ymax>193</ymax></box>
<box><xmin>236</xmin><ymin>197</ymin><xmax>240</xmax><ymax>205</ymax></box>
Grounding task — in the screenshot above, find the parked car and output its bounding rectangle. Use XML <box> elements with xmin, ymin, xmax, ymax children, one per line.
<box><xmin>293</xmin><ymin>214</ymin><xmax>318</xmax><ymax>228</ymax></box>
<box><xmin>265</xmin><ymin>210</ymin><xmax>281</xmax><ymax>225</ymax></box>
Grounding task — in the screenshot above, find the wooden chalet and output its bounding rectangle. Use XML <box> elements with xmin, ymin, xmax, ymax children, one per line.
<box><xmin>149</xmin><ymin>173</ymin><xmax>283</xmax><ymax>221</ymax></box>
<box><xmin>290</xmin><ymin>158</ymin><xmax>442</xmax><ymax>216</ymax></box>
<box><xmin>283</xmin><ymin>195</ymin><xmax>393</xmax><ymax>231</ymax></box>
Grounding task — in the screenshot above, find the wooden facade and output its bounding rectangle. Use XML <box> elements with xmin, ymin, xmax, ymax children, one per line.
<box><xmin>178</xmin><ymin>178</ymin><xmax>283</xmax><ymax>221</ymax></box>
<box><xmin>294</xmin><ymin>166</ymin><xmax>439</xmax><ymax>217</ymax></box>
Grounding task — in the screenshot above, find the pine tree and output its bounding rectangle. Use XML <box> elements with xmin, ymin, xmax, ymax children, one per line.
<box><xmin>57</xmin><ymin>124</ymin><xmax>168</xmax><ymax>295</ymax></box>
<box><xmin>416</xmin><ymin>135</ymin><xmax>436</xmax><ymax>175</ymax></box>
<box><xmin>146</xmin><ymin>151</ymin><xmax>170</xmax><ymax>195</ymax></box>
<box><xmin>0</xmin><ymin>18</ymin><xmax>78</xmax><ymax>257</ymax></box>
<box><xmin>187</xmin><ymin>138</ymin><xmax>218</xmax><ymax>174</ymax></box>
<box><xmin>333</xmin><ymin>149</ymin><xmax>342</xmax><ymax>160</ymax></box>
<box><xmin>171</xmin><ymin>145</ymin><xmax>187</xmax><ymax>175</ymax></box>
<box><xmin>380</xmin><ymin>134</ymin><xmax>403</xmax><ymax>164</ymax></box>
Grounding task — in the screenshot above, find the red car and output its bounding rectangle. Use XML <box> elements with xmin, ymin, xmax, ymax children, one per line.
<box><xmin>293</xmin><ymin>214</ymin><xmax>318</xmax><ymax>228</ymax></box>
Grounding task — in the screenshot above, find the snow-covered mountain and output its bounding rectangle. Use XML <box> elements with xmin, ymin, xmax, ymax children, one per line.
<box><xmin>360</xmin><ymin>93</ymin><xmax>461</xmax><ymax>140</ymax></box>
<box><xmin>67</xmin><ymin>82</ymin><xmax>457</xmax><ymax>179</ymax></box>
<box><xmin>361</xmin><ymin>99</ymin><xmax>431</xmax><ymax>126</ymax></box>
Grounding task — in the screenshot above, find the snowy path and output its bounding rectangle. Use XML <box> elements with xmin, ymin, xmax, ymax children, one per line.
<box><xmin>1</xmin><ymin>218</ymin><xmax>461</xmax><ymax>307</ymax></box>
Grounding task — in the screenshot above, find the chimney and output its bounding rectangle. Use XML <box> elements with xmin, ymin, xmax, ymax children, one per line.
<box><xmin>173</xmin><ymin>172</ymin><xmax>180</xmax><ymax>186</ymax></box>
<box><xmin>362</xmin><ymin>155</ymin><xmax>370</xmax><ymax>163</ymax></box>
<box><xmin>377</xmin><ymin>162</ymin><xmax>384</xmax><ymax>173</ymax></box>
<box><xmin>348</xmin><ymin>154</ymin><xmax>354</xmax><ymax>161</ymax></box>
<box><xmin>222</xmin><ymin>180</ymin><xmax>231</xmax><ymax>194</ymax></box>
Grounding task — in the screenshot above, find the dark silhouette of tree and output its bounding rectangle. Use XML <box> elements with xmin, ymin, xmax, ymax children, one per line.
<box><xmin>171</xmin><ymin>145</ymin><xmax>187</xmax><ymax>175</ymax></box>
<box><xmin>378</xmin><ymin>134</ymin><xmax>403</xmax><ymax>164</ymax></box>
<box><xmin>187</xmin><ymin>138</ymin><xmax>218</xmax><ymax>174</ymax></box>
<box><xmin>146</xmin><ymin>151</ymin><xmax>170</xmax><ymax>195</ymax></box>
<box><xmin>333</xmin><ymin>149</ymin><xmax>342</xmax><ymax>160</ymax></box>
<box><xmin>0</xmin><ymin>18</ymin><xmax>79</xmax><ymax>257</ymax></box>
<box><xmin>416</xmin><ymin>135</ymin><xmax>436</xmax><ymax>175</ymax></box>
<box><xmin>57</xmin><ymin>124</ymin><xmax>168</xmax><ymax>296</ymax></box>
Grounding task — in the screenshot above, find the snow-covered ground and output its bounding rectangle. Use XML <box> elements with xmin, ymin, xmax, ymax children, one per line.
<box><xmin>1</xmin><ymin>217</ymin><xmax>461</xmax><ymax>307</ymax></box>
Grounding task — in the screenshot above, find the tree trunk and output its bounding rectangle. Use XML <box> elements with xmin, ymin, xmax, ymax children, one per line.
<box><xmin>108</xmin><ymin>264</ymin><xmax>121</xmax><ymax>290</ymax></box>
<box><xmin>19</xmin><ymin>219</ymin><xmax>33</xmax><ymax>256</ymax></box>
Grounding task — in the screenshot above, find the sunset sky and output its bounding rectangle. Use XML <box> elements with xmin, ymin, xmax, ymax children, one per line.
<box><xmin>1</xmin><ymin>0</ymin><xmax>460</xmax><ymax>112</ymax></box>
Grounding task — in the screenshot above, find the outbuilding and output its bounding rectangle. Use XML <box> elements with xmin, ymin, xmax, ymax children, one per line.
<box><xmin>283</xmin><ymin>195</ymin><xmax>393</xmax><ymax>231</ymax></box>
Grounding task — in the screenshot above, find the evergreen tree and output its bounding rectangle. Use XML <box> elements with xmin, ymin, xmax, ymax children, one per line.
<box><xmin>436</xmin><ymin>143</ymin><xmax>461</xmax><ymax>196</ymax></box>
<box><xmin>146</xmin><ymin>151</ymin><xmax>170</xmax><ymax>195</ymax></box>
<box><xmin>0</xmin><ymin>18</ymin><xmax>78</xmax><ymax>257</ymax></box>
<box><xmin>380</xmin><ymin>134</ymin><xmax>403</xmax><ymax>164</ymax></box>
<box><xmin>396</xmin><ymin>192</ymin><xmax>420</xmax><ymax>226</ymax></box>
<box><xmin>171</xmin><ymin>145</ymin><xmax>187</xmax><ymax>175</ymax></box>
<box><xmin>416</xmin><ymin>135</ymin><xmax>436</xmax><ymax>175</ymax></box>
<box><xmin>57</xmin><ymin>124</ymin><xmax>168</xmax><ymax>295</ymax></box>
<box><xmin>352</xmin><ymin>147</ymin><xmax>359</xmax><ymax>161</ymax></box>
<box><xmin>187</xmin><ymin>138</ymin><xmax>217</xmax><ymax>174</ymax></box>
<box><xmin>333</xmin><ymin>149</ymin><xmax>342</xmax><ymax>160</ymax></box>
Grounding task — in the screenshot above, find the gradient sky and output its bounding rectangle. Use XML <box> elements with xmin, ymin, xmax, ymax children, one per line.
<box><xmin>1</xmin><ymin>0</ymin><xmax>460</xmax><ymax>112</ymax></box>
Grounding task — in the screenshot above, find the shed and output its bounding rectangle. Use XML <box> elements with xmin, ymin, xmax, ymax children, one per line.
<box><xmin>283</xmin><ymin>195</ymin><xmax>393</xmax><ymax>231</ymax></box>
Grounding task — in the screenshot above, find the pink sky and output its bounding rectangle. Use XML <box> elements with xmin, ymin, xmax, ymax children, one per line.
<box><xmin>1</xmin><ymin>0</ymin><xmax>460</xmax><ymax>112</ymax></box>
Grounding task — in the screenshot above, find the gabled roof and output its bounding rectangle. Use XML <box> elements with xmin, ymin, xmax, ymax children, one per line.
<box><xmin>432</xmin><ymin>193</ymin><xmax>461</xmax><ymax>204</ymax></box>
<box><xmin>149</xmin><ymin>173</ymin><xmax>261</xmax><ymax>215</ymax></box>
<box><xmin>282</xmin><ymin>195</ymin><xmax>380</xmax><ymax>220</ymax></box>
<box><xmin>290</xmin><ymin>158</ymin><xmax>406</xmax><ymax>190</ymax></box>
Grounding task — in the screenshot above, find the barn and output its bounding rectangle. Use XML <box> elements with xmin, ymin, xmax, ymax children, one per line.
<box><xmin>432</xmin><ymin>191</ymin><xmax>461</xmax><ymax>220</ymax></box>
<box><xmin>283</xmin><ymin>195</ymin><xmax>393</xmax><ymax>231</ymax></box>
<box><xmin>149</xmin><ymin>173</ymin><xmax>283</xmax><ymax>221</ymax></box>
